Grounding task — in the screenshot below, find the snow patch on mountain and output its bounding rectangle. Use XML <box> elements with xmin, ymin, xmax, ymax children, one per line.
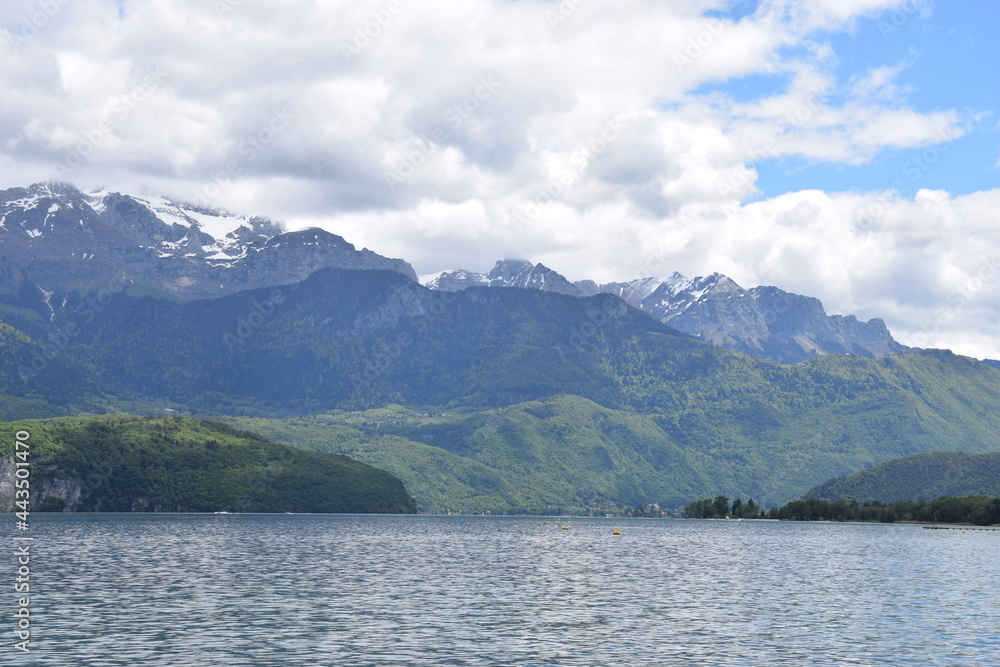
<box><xmin>84</xmin><ymin>189</ymin><xmax>282</xmax><ymax>260</ymax></box>
<box><xmin>419</xmin><ymin>271</ymin><xmax>447</xmax><ymax>285</ymax></box>
<box><xmin>421</xmin><ymin>269</ymin><xmax>491</xmax><ymax>291</ymax></box>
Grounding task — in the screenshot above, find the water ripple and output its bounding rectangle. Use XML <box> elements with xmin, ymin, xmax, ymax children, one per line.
<box><xmin>5</xmin><ymin>515</ymin><xmax>999</xmax><ymax>665</ymax></box>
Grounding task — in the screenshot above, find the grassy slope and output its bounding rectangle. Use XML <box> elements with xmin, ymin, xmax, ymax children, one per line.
<box><xmin>222</xmin><ymin>417</ymin><xmax>520</xmax><ymax>513</ymax></box>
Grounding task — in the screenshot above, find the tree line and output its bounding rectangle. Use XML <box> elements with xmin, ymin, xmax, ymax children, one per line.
<box><xmin>684</xmin><ymin>496</ymin><xmax>765</xmax><ymax>519</ymax></box>
<box><xmin>769</xmin><ymin>496</ymin><xmax>1000</xmax><ymax>526</ymax></box>
<box><xmin>683</xmin><ymin>495</ymin><xmax>1000</xmax><ymax>526</ymax></box>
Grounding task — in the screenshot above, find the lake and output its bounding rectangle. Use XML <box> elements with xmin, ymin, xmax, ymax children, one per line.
<box><xmin>5</xmin><ymin>514</ymin><xmax>999</xmax><ymax>665</ymax></box>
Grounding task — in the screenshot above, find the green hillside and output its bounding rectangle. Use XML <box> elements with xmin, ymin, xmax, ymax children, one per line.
<box><xmin>805</xmin><ymin>451</ymin><xmax>1000</xmax><ymax>503</ymax></box>
<box><xmin>225</xmin><ymin>373</ymin><xmax>1000</xmax><ymax>511</ymax></box>
<box><xmin>0</xmin><ymin>416</ymin><xmax>416</xmax><ymax>513</ymax></box>
<box><xmin>225</xmin><ymin>395</ymin><xmax>713</xmax><ymax>512</ymax></box>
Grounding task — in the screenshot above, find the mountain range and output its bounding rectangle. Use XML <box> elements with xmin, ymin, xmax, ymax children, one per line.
<box><xmin>2</xmin><ymin>182</ymin><xmax>1000</xmax><ymax>511</ymax></box>
<box><xmin>422</xmin><ymin>260</ymin><xmax>906</xmax><ymax>364</ymax></box>
<box><xmin>3</xmin><ymin>264</ymin><xmax>1000</xmax><ymax>508</ymax></box>
<box><xmin>1</xmin><ymin>182</ymin><xmax>905</xmax><ymax>366</ymax></box>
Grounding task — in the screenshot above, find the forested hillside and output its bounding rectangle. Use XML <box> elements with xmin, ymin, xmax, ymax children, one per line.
<box><xmin>0</xmin><ymin>417</ymin><xmax>416</xmax><ymax>513</ymax></box>
<box><xmin>805</xmin><ymin>452</ymin><xmax>1000</xmax><ymax>503</ymax></box>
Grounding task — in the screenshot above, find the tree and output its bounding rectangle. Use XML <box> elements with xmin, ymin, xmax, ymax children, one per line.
<box><xmin>713</xmin><ymin>495</ymin><xmax>730</xmax><ymax>518</ymax></box>
<box><xmin>731</xmin><ymin>498</ymin><xmax>744</xmax><ymax>517</ymax></box>
<box><xmin>701</xmin><ymin>498</ymin><xmax>713</xmax><ymax>518</ymax></box>
<box><xmin>684</xmin><ymin>499</ymin><xmax>704</xmax><ymax>518</ymax></box>
<box><xmin>830</xmin><ymin>498</ymin><xmax>848</xmax><ymax>522</ymax></box>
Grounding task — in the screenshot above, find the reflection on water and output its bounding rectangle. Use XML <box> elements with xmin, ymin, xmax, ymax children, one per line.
<box><xmin>7</xmin><ymin>514</ymin><xmax>1000</xmax><ymax>665</ymax></box>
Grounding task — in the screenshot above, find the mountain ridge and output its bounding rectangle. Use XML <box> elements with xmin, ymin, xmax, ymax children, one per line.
<box><xmin>423</xmin><ymin>260</ymin><xmax>907</xmax><ymax>364</ymax></box>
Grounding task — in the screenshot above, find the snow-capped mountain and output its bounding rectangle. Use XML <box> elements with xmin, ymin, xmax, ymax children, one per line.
<box><xmin>483</xmin><ymin>259</ymin><xmax>584</xmax><ymax>295</ymax></box>
<box><xmin>0</xmin><ymin>182</ymin><xmax>416</xmax><ymax>306</ymax></box>
<box><xmin>421</xmin><ymin>259</ymin><xmax>582</xmax><ymax>295</ymax></box>
<box><xmin>424</xmin><ymin>260</ymin><xmax>906</xmax><ymax>363</ymax></box>
<box><xmin>419</xmin><ymin>269</ymin><xmax>490</xmax><ymax>291</ymax></box>
<box><xmin>575</xmin><ymin>272</ymin><xmax>737</xmax><ymax>322</ymax></box>
<box><xmin>86</xmin><ymin>187</ymin><xmax>285</xmax><ymax>262</ymax></box>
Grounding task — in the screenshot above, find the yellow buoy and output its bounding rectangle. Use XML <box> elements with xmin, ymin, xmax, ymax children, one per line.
<box><xmin>612</xmin><ymin>529</ymin><xmax>621</xmax><ymax>535</ymax></box>
<box><xmin>561</xmin><ymin>525</ymin><xmax>569</xmax><ymax>530</ymax></box>
<box><xmin>543</xmin><ymin>520</ymin><xmax>548</xmax><ymax>524</ymax></box>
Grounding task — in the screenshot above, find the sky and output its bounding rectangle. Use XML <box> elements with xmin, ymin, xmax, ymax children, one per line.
<box><xmin>0</xmin><ymin>0</ymin><xmax>998</xmax><ymax>358</ymax></box>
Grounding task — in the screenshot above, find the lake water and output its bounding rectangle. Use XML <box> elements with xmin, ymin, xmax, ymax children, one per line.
<box><xmin>5</xmin><ymin>514</ymin><xmax>999</xmax><ymax>666</ymax></box>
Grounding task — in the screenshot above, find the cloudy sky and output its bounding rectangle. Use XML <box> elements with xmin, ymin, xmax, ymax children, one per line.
<box><xmin>1</xmin><ymin>0</ymin><xmax>998</xmax><ymax>358</ymax></box>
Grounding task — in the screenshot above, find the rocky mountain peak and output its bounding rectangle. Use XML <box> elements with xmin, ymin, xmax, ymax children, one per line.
<box><xmin>420</xmin><ymin>269</ymin><xmax>489</xmax><ymax>291</ymax></box>
<box><xmin>261</xmin><ymin>227</ymin><xmax>352</xmax><ymax>250</ymax></box>
<box><xmin>0</xmin><ymin>182</ymin><xmax>416</xmax><ymax>306</ymax></box>
<box><xmin>423</xmin><ymin>260</ymin><xmax>584</xmax><ymax>296</ymax></box>
<box><xmin>486</xmin><ymin>258</ymin><xmax>535</xmax><ymax>282</ymax></box>
<box><xmin>486</xmin><ymin>260</ymin><xmax>581</xmax><ymax>295</ymax></box>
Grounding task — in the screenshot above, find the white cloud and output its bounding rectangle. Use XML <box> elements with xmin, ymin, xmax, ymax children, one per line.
<box><xmin>850</xmin><ymin>61</ymin><xmax>910</xmax><ymax>102</ymax></box>
<box><xmin>0</xmin><ymin>0</ymin><xmax>996</xmax><ymax>358</ymax></box>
